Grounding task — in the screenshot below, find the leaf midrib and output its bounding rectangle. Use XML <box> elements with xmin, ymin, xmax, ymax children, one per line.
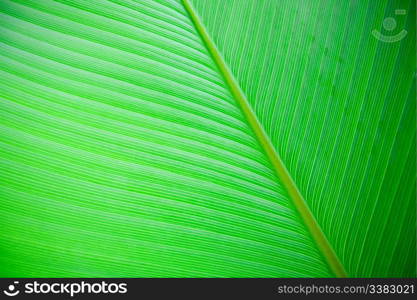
<box><xmin>181</xmin><ymin>0</ymin><xmax>347</xmax><ymax>278</ymax></box>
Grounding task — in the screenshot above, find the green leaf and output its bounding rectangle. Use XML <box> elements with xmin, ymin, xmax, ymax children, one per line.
<box><xmin>0</xmin><ymin>0</ymin><xmax>414</xmax><ymax>278</ymax></box>
<box><xmin>191</xmin><ymin>0</ymin><xmax>416</xmax><ymax>277</ymax></box>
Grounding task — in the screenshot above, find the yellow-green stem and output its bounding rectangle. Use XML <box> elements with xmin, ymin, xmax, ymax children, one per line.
<box><xmin>182</xmin><ymin>0</ymin><xmax>347</xmax><ymax>278</ymax></box>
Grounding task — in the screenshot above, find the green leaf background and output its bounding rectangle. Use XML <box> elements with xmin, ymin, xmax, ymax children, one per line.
<box><xmin>0</xmin><ymin>0</ymin><xmax>415</xmax><ymax>277</ymax></box>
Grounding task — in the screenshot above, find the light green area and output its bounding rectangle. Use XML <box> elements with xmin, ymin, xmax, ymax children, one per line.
<box><xmin>0</xmin><ymin>0</ymin><xmax>415</xmax><ymax>278</ymax></box>
<box><xmin>0</xmin><ymin>0</ymin><xmax>331</xmax><ymax>277</ymax></box>
<box><xmin>192</xmin><ymin>0</ymin><xmax>416</xmax><ymax>277</ymax></box>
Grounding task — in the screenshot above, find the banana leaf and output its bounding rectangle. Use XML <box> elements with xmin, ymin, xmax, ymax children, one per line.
<box><xmin>0</xmin><ymin>0</ymin><xmax>415</xmax><ymax>277</ymax></box>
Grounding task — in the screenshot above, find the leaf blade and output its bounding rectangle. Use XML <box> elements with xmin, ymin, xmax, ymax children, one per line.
<box><xmin>191</xmin><ymin>0</ymin><xmax>416</xmax><ymax>277</ymax></box>
<box><xmin>0</xmin><ymin>0</ymin><xmax>332</xmax><ymax>277</ymax></box>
